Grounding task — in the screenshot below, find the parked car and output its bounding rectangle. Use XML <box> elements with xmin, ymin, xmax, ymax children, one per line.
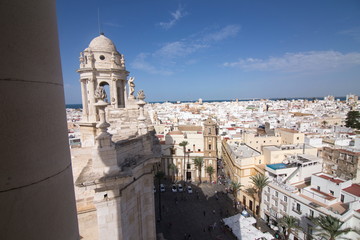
<box><xmin>172</xmin><ymin>184</ymin><xmax>177</xmax><ymax>192</ymax></box>
<box><xmin>178</xmin><ymin>184</ymin><xmax>183</xmax><ymax>192</ymax></box>
<box><xmin>187</xmin><ymin>186</ymin><xmax>192</xmax><ymax>193</ymax></box>
<box><xmin>160</xmin><ymin>184</ymin><xmax>165</xmax><ymax>192</ymax></box>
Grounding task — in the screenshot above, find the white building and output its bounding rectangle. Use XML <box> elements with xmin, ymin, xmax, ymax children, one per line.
<box><xmin>262</xmin><ymin>161</ymin><xmax>360</xmax><ymax>240</ymax></box>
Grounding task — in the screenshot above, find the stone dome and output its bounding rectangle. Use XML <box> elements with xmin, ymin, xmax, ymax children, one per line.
<box><xmin>88</xmin><ymin>34</ymin><xmax>117</xmax><ymax>52</ymax></box>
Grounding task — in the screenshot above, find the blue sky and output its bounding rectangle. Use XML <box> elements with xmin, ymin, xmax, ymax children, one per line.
<box><xmin>57</xmin><ymin>0</ymin><xmax>360</xmax><ymax>104</ymax></box>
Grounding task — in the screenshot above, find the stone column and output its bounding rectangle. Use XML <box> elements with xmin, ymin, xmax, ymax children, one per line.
<box><xmin>88</xmin><ymin>77</ymin><xmax>97</xmax><ymax>122</ymax></box>
<box><xmin>80</xmin><ymin>78</ymin><xmax>89</xmax><ymax>121</ymax></box>
<box><xmin>0</xmin><ymin>0</ymin><xmax>79</xmax><ymax>239</ymax></box>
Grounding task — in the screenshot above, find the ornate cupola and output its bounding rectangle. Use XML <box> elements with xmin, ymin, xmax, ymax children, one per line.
<box><xmin>78</xmin><ymin>33</ymin><xmax>129</xmax><ymax>124</ymax></box>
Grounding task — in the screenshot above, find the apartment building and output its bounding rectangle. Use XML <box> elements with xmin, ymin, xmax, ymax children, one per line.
<box><xmin>322</xmin><ymin>146</ymin><xmax>360</xmax><ymax>183</ymax></box>
<box><xmin>263</xmin><ymin>167</ymin><xmax>360</xmax><ymax>240</ymax></box>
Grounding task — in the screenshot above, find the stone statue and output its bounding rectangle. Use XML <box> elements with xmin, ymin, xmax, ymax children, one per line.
<box><xmin>137</xmin><ymin>90</ymin><xmax>145</xmax><ymax>100</ymax></box>
<box><xmin>128</xmin><ymin>77</ymin><xmax>135</xmax><ymax>97</ymax></box>
<box><xmin>94</xmin><ymin>86</ymin><xmax>107</xmax><ymax>102</ymax></box>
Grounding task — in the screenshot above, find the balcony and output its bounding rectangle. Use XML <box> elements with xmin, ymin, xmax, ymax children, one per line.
<box><xmin>305</xmin><ymin>214</ymin><xmax>314</xmax><ymax>221</ymax></box>
<box><xmin>264</xmin><ymin>199</ymin><xmax>269</xmax><ymax>206</ymax></box>
<box><xmin>272</xmin><ymin>195</ymin><xmax>278</xmax><ymax>201</ymax></box>
<box><xmin>280</xmin><ymin>199</ymin><xmax>288</xmax><ymax>207</ymax></box>
<box><xmin>264</xmin><ymin>191</ymin><xmax>270</xmax><ymax>197</ymax></box>
<box><xmin>271</xmin><ymin>205</ymin><xmax>278</xmax><ymax>212</ymax></box>
<box><xmin>292</xmin><ymin>208</ymin><xmax>302</xmax><ymax>215</ymax></box>
<box><xmin>280</xmin><ymin>209</ymin><xmax>287</xmax><ymax>216</ymax></box>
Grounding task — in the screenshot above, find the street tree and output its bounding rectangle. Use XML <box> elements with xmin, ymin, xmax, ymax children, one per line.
<box><xmin>179</xmin><ymin>141</ymin><xmax>189</xmax><ymax>181</ymax></box>
<box><xmin>250</xmin><ymin>173</ymin><xmax>270</xmax><ymax>217</ymax></box>
<box><xmin>345</xmin><ymin>111</ymin><xmax>360</xmax><ymax>129</ymax></box>
<box><xmin>313</xmin><ymin>215</ymin><xmax>354</xmax><ymax>240</ymax></box>
<box><xmin>245</xmin><ymin>187</ymin><xmax>257</xmax><ymax>213</ymax></box>
<box><xmin>230</xmin><ymin>181</ymin><xmax>243</xmax><ymax>210</ymax></box>
<box><xmin>193</xmin><ymin>157</ymin><xmax>204</xmax><ymax>183</ymax></box>
<box><xmin>206</xmin><ymin>166</ymin><xmax>215</xmax><ymax>183</ymax></box>
<box><xmin>279</xmin><ymin>215</ymin><xmax>302</xmax><ymax>240</ymax></box>
<box><xmin>168</xmin><ymin>163</ymin><xmax>178</xmax><ymax>182</ymax></box>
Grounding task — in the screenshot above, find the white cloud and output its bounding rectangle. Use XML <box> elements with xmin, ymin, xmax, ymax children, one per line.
<box><xmin>203</xmin><ymin>25</ymin><xmax>241</xmax><ymax>42</ymax></box>
<box><xmin>131</xmin><ymin>53</ymin><xmax>173</xmax><ymax>75</ymax></box>
<box><xmin>223</xmin><ymin>51</ymin><xmax>360</xmax><ymax>72</ymax></box>
<box><xmin>339</xmin><ymin>27</ymin><xmax>360</xmax><ymax>41</ymax></box>
<box><xmin>159</xmin><ymin>5</ymin><xmax>187</xmax><ymax>30</ymax></box>
<box><xmin>154</xmin><ymin>41</ymin><xmax>208</xmax><ymax>59</ymax></box>
<box><xmin>132</xmin><ymin>24</ymin><xmax>240</xmax><ymax>74</ymax></box>
<box><xmin>154</xmin><ymin>25</ymin><xmax>240</xmax><ymax>59</ymax></box>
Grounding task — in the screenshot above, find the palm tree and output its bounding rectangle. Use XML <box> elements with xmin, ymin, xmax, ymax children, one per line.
<box><xmin>230</xmin><ymin>181</ymin><xmax>243</xmax><ymax>210</ymax></box>
<box><xmin>279</xmin><ymin>215</ymin><xmax>302</xmax><ymax>240</ymax></box>
<box><xmin>168</xmin><ymin>163</ymin><xmax>178</xmax><ymax>182</ymax></box>
<box><xmin>322</xmin><ymin>120</ymin><xmax>328</xmax><ymax>127</ymax></box>
<box><xmin>312</xmin><ymin>215</ymin><xmax>354</xmax><ymax>240</ymax></box>
<box><xmin>155</xmin><ymin>171</ymin><xmax>165</xmax><ymax>221</ymax></box>
<box><xmin>206</xmin><ymin>166</ymin><xmax>215</xmax><ymax>183</ymax></box>
<box><xmin>179</xmin><ymin>141</ymin><xmax>188</xmax><ymax>181</ymax></box>
<box><xmin>193</xmin><ymin>157</ymin><xmax>204</xmax><ymax>183</ymax></box>
<box><xmin>245</xmin><ymin>187</ymin><xmax>257</xmax><ymax>213</ymax></box>
<box><xmin>250</xmin><ymin>173</ymin><xmax>270</xmax><ymax>217</ymax></box>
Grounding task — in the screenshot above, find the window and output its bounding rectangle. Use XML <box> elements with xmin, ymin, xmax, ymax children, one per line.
<box><xmin>297</xmin><ymin>137</ymin><xmax>299</xmax><ymax>140</ymax></box>
<box><xmin>188</xmin><ymin>149</ymin><xmax>191</xmax><ymax>152</ymax></box>
<box><xmin>263</xmin><ymin>140</ymin><xmax>266</xmax><ymax>143</ymax></box>
<box><xmin>309</xmin><ymin>209</ymin><xmax>314</xmax><ymax>218</ymax></box>
<box><xmin>329</xmin><ymin>190</ymin><xmax>334</xmax><ymax>196</ymax></box>
<box><xmin>296</xmin><ymin>203</ymin><xmax>301</xmax><ymax>212</ymax></box>
<box><xmin>317</xmin><ymin>186</ymin><xmax>320</xmax><ymax>191</ymax></box>
<box><xmin>340</xmin><ymin>194</ymin><xmax>345</xmax><ymax>203</ymax></box>
<box><xmin>284</xmin><ymin>196</ymin><xmax>287</xmax><ymax>202</ymax></box>
<box><xmin>187</xmin><ymin>164</ymin><xmax>191</xmax><ymax>169</ymax></box>
<box><xmin>198</xmin><ymin>149</ymin><xmax>201</xmax><ymax>152</ymax></box>
<box><xmin>208</xmin><ymin>144</ymin><xmax>212</xmax><ymax>150</ymax></box>
<box><xmin>256</xmin><ymin>141</ymin><xmax>258</xmax><ymax>143</ymax></box>
<box><xmin>275</xmin><ymin>191</ymin><xmax>278</xmax><ymax>197</ymax></box>
<box><xmin>170</xmin><ymin>148</ymin><xmax>176</xmax><ymax>155</ymax></box>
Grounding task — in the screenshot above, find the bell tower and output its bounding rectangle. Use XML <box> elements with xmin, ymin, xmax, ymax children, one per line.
<box><xmin>78</xmin><ymin>34</ymin><xmax>130</xmax><ymax>146</ymax></box>
<box><xmin>78</xmin><ymin>33</ymin><xmax>129</xmax><ymax>122</ymax></box>
<box><xmin>203</xmin><ymin>117</ymin><xmax>217</xmax><ymax>158</ymax></box>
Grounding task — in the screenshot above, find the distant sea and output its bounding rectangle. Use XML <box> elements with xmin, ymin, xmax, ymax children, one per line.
<box><xmin>66</xmin><ymin>96</ymin><xmax>346</xmax><ymax>109</ymax></box>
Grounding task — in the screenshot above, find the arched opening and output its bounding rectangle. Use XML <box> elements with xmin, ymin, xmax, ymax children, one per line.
<box><xmin>99</xmin><ymin>81</ymin><xmax>110</xmax><ymax>103</ymax></box>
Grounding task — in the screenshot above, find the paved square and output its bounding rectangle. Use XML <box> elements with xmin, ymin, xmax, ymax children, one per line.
<box><xmin>155</xmin><ymin>180</ymin><xmax>238</xmax><ymax>240</ymax></box>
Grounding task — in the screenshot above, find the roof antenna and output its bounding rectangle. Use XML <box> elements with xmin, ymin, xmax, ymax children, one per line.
<box><xmin>98</xmin><ymin>8</ymin><xmax>104</xmax><ymax>35</ymax></box>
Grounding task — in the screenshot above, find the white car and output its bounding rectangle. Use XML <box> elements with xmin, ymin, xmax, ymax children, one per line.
<box><xmin>160</xmin><ymin>184</ymin><xmax>165</xmax><ymax>192</ymax></box>
<box><xmin>187</xmin><ymin>186</ymin><xmax>192</xmax><ymax>193</ymax></box>
<box><xmin>178</xmin><ymin>184</ymin><xmax>183</xmax><ymax>192</ymax></box>
<box><xmin>172</xmin><ymin>184</ymin><xmax>177</xmax><ymax>192</ymax></box>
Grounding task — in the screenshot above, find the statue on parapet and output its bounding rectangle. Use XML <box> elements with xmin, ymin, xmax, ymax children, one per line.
<box><xmin>137</xmin><ymin>90</ymin><xmax>145</xmax><ymax>100</ymax></box>
<box><xmin>128</xmin><ymin>77</ymin><xmax>135</xmax><ymax>98</ymax></box>
<box><xmin>95</xmin><ymin>86</ymin><xmax>107</xmax><ymax>102</ymax></box>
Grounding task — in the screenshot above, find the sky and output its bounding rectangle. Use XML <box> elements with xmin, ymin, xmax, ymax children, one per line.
<box><xmin>56</xmin><ymin>0</ymin><xmax>360</xmax><ymax>104</ymax></box>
